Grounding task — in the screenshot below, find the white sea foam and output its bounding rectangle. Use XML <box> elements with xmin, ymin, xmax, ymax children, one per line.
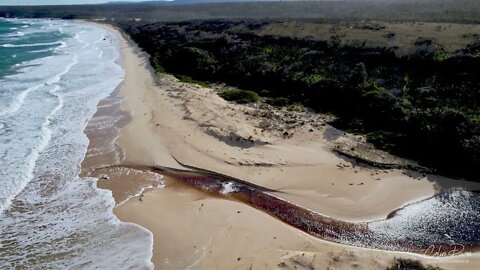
<box><xmin>0</xmin><ymin>20</ymin><xmax>153</xmax><ymax>269</ymax></box>
<box><xmin>28</xmin><ymin>48</ymin><xmax>55</xmax><ymax>53</ymax></box>
<box><xmin>337</xmin><ymin>188</ymin><xmax>480</xmax><ymax>253</ymax></box>
<box><xmin>4</xmin><ymin>31</ymin><xmax>25</xmax><ymax>37</ymax></box>
<box><xmin>0</xmin><ymin>54</ymin><xmax>77</xmax><ymax>117</ymax></box>
<box><xmin>1</xmin><ymin>41</ymin><xmax>62</xmax><ymax>48</ymax></box>
<box><xmin>220</xmin><ymin>181</ymin><xmax>239</xmax><ymax>195</ymax></box>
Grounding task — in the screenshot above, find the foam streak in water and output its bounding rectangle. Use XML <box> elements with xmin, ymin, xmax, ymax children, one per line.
<box><xmin>1</xmin><ymin>41</ymin><xmax>63</xmax><ymax>48</ymax></box>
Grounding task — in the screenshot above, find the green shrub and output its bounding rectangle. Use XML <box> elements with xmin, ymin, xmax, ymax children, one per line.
<box><xmin>433</xmin><ymin>51</ymin><xmax>447</xmax><ymax>62</ymax></box>
<box><xmin>366</xmin><ymin>130</ymin><xmax>403</xmax><ymax>150</ymax></box>
<box><xmin>219</xmin><ymin>89</ymin><xmax>260</xmax><ymax>104</ymax></box>
<box><xmin>267</xmin><ymin>97</ymin><xmax>290</xmax><ymax>106</ymax></box>
<box><xmin>176</xmin><ymin>75</ymin><xmax>210</xmax><ymax>88</ymax></box>
<box><xmin>259</xmin><ymin>89</ymin><xmax>270</xmax><ymax>96</ymax></box>
<box><xmin>292</xmin><ymin>71</ymin><xmax>305</xmax><ymax>81</ymax></box>
<box><xmin>362</xmin><ymin>82</ymin><xmax>386</xmax><ymax>97</ymax></box>
<box><xmin>387</xmin><ymin>258</ymin><xmax>442</xmax><ymax>270</ymax></box>
<box><xmin>262</xmin><ymin>45</ymin><xmax>274</xmax><ymax>55</ymax></box>
<box><xmin>151</xmin><ymin>57</ymin><xmax>165</xmax><ymax>73</ymax></box>
<box><xmin>306</xmin><ymin>74</ymin><xmax>325</xmax><ymax>85</ymax></box>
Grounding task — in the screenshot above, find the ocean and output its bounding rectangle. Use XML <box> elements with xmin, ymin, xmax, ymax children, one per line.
<box><xmin>0</xmin><ymin>19</ymin><xmax>152</xmax><ymax>269</ymax></box>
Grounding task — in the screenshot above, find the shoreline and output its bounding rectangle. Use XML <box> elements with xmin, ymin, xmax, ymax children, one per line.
<box><xmin>0</xmin><ymin>19</ymin><xmax>153</xmax><ymax>269</ymax></box>
<box><xmin>83</xmin><ymin>22</ymin><xmax>480</xmax><ymax>269</ymax></box>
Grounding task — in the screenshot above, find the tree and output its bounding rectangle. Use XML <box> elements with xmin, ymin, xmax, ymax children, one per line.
<box><xmin>349</xmin><ymin>62</ymin><xmax>368</xmax><ymax>88</ymax></box>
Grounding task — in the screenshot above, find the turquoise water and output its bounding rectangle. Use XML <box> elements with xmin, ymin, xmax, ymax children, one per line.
<box><xmin>0</xmin><ymin>19</ymin><xmax>65</xmax><ymax>77</ymax></box>
<box><xmin>0</xmin><ymin>19</ymin><xmax>153</xmax><ymax>269</ymax></box>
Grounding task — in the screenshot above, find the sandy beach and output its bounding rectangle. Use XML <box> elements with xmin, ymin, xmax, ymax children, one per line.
<box><xmin>81</xmin><ymin>22</ymin><xmax>480</xmax><ymax>269</ymax></box>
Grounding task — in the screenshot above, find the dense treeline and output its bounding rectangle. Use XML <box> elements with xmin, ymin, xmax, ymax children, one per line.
<box><xmin>120</xmin><ymin>20</ymin><xmax>480</xmax><ymax>181</ymax></box>
<box><xmin>1</xmin><ymin>0</ymin><xmax>480</xmax><ymax>24</ymax></box>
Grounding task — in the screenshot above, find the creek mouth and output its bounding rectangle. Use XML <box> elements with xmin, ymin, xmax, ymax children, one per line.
<box><xmin>91</xmin><ymin>162</ymin><xmax>480</xmax><ymax>257</ymax></box>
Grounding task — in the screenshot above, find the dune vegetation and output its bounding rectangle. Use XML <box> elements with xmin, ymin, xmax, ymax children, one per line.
<box><xmin>120</xmin><ymin>20</ymin><xmax>480</xmax><ymax>180</ymax></box>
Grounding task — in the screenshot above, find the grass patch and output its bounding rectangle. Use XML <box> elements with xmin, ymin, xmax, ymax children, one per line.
<box><xmin>219</xmin><ymin>89</ymin><xmax>260</xmax><ymax>104</ymax></box>
<box><xmin>176</xmin><ymin>75</ymin><xmax>210</xmax><ymax>88</ymax></box>
<box><xmin>287</xmin><ymin>104</ymin><xmax>306</xmax><ymax>112</ymax></box>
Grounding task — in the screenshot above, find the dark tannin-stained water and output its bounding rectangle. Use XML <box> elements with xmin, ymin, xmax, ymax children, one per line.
<box><xmin>93</xmin><ymin>163</ymin><xmax>480</xmax><ymax>257</ymax></box>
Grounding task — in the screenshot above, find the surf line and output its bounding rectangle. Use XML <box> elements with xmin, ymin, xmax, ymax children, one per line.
<box><xmin>90</xmin><ymin>161</ymin><xmax>480</xmax><ymax>257</ymax></box>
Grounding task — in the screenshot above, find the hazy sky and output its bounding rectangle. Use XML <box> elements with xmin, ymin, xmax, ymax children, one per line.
<box><xmin>0</xmin><ymin>0</ymin><xmax>153</xmax><ymax>5</ymax></box>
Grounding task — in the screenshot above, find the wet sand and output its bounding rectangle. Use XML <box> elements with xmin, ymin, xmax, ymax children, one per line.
<box><xmin>82</xmin><ymin>22</ymin><xmax>480</xmax><ymax>269</ymax></box>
